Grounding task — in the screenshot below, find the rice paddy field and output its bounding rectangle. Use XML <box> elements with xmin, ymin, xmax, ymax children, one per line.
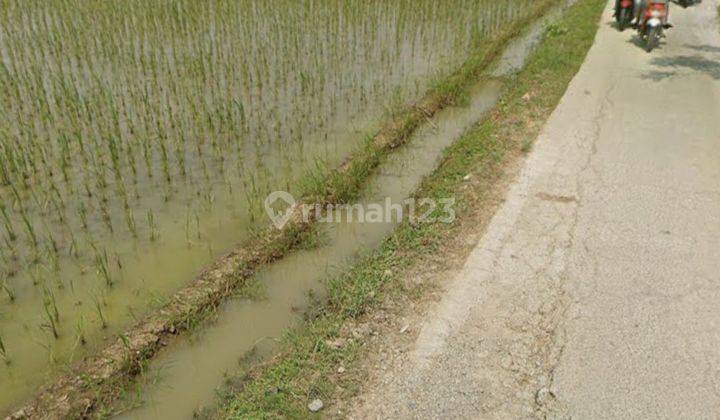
<box><xmin>0</xmin><ymin>0</ymin><xmax>539</xmax><ymax>412</ymax></box>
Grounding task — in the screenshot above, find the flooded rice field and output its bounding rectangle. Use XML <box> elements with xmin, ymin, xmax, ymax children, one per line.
<box><xmin>1</xmin><ymin>0</ymin><xmax>541</xmax><ymax>412</ymax></box>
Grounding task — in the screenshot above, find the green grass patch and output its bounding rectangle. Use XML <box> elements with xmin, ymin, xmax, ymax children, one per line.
<box><xmin>219</xmin><ymin>0</ymin><xmax>607</xmax><ymax>417</ymax></box>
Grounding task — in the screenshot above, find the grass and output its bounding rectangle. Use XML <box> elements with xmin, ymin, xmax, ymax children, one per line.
<box><xmin>219</xmin><ymin>0</ymin><xmax>607</xmax><ymax>417</ymax></box>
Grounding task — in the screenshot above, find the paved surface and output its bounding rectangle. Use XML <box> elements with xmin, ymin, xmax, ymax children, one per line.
<box><xmin>351</xmin><ymin>1</ymin><xmax>720</xmax><ymax>418</ymax></box>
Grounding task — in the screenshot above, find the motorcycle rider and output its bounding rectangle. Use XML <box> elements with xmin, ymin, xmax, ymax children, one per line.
<box><xmin>614</xmin><ymin>0</ymin><xmax>635</xmax><ymax>18</ymax></box>
<box><xmin>633</xmin><ymin>0</ymin><xmax>671</xmax><ymax>28</ymax></box>
<box><xmin>615</xmin><ymin>0</ymin><xmax>647</xmax><ymax>27</ymax></box>
<box><xmin>633</xmin><ymin>0</ymin><xmax>647</xmax><ymax>27</ymax></box>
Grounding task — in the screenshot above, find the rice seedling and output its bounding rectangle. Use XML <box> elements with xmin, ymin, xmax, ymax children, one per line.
<box><xmin>0</xmin><ymin>333</ymin><xmax>8</xmax><ymax>365</ymax></box>
<box><xmin>0</xmin><ymin>204</ymin><xmax>16</xmax><ymax>242</ymax></box>
<box><xmin>147</xmin><ymin>210</ymin><xmax>159</xmax><ymax>242</ymax></box>
<box><xmin>18</xmin><ymin>209</ymin><xmax>38</xmax><ymax>250</ymax></box>
<box><xmin>119</xmin><ymin>332</ymin><xmax>132</xmax><ymax>352</ymax></box>
<box><xmin>41</xmin><ymin>287</ymin><xmax>60</xmax><ymax>339</ymax></box>
<box><xmin>76</xmin><ymin>317</ymin><xmax>87</xmax><ymax>346</ymax></box>
<box><xmin>93</xmin><ymin>296</ymin><xmax>108</xmax><ymax>330</ymax></box>
<box><xmin>125</xmin><ymin>208</ymin><xmax>138</xmax><ymax>238</ymax></box>
<box><xmin>0</xmin><ymin>275</ymin><xmax>14</xmax><ymax>302</ymax></box>
<box><xmin>94</xmin><ymin>249</ymin><xmax>113</xmax><ymax>287</ymax></box>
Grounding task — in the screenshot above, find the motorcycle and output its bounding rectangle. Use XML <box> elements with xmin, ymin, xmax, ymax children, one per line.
<box><xmin>638</xmin><ymin>0</ymin><xmax>671</xmax><ymax>52</ymax></box>
<box><xmin>615</xmin><ymin>0</ymin><xmax>635</xmax><ymax>31</ymax></box>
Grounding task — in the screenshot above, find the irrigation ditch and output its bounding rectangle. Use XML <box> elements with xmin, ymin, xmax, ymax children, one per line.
<box><xmin>3</xmin><ymin>0</ymin><xmax>570</xmax><ymax>418</ymax></box>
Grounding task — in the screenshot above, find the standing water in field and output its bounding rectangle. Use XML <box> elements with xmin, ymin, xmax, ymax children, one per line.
<box><xmin>0</xmin><ymin>0</ymin><xmax>541</xmax><ymax>412</ymax></box>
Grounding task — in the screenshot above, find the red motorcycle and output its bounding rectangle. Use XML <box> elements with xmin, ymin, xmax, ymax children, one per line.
<box><xmin>615</xmin><ymin>0</ymin><xmax>634</xmax><ymax>31</ymax></box>
<box><xmin>638</xmin><ymin>0</ymin><xmax>671</xmax><ymax>52</ymax></box>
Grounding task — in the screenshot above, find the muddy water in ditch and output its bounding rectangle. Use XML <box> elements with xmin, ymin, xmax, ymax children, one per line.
<box><xmin>113</xmin><ymin>8</ymin><xmax>570</xmax><ymax>417</ymax></box>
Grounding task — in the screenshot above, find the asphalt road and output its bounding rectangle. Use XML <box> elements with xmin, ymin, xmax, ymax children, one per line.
<box><xmin>351</xmin><ymin>0</ymin><xmax>720</xmax><ymax>418</ymax></box>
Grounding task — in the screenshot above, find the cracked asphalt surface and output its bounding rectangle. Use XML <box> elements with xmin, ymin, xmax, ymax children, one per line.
<box><xmin>350</xmin><ymin>1</ymin><xmax>720</xmax><ymax>418</ymax></box>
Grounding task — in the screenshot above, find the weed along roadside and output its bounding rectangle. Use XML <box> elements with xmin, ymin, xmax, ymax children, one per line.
<box><xmin>218</xmin><ymin>0</ymin><xmax>607</xmax><ymax>417</ymax></box>
<box><xmin>2</xmin><ymin>1</ymin><xmax>564</xmax><ymax>418</ymax></box>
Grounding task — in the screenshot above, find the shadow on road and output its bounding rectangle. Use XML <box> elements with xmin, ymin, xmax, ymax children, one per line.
<box><xmin>627</xmin><ymin>36</ymin><xmax>666</xmax><ymax>52</ymax></box>
<box><xmin>648</xmin><ymin>54</ymin><xmax>720</xmax><ymax>80</ymax></box>
<box><xmin>605</xmin><ymin>20</ymin><xmax>634</xmax><ymax>31</ymax></box>
<box><xmin>641</xmin><ymin>70</ymin><xmax>678</xmax><ymax>81</ymax></box>
<box><xmin>683</xmin><ymin>44</ymin><xmax>720</xmax><ymax>54</ymax></box>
